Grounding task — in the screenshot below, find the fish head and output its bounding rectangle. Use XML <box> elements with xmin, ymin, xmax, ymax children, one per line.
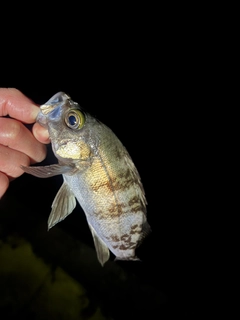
<box><xmin>37</xmin><ymin>92</ymin><xmax>97</xmax><ymax>162</ymax></box>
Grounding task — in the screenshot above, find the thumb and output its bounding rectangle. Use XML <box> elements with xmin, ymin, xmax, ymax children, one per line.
<box><xmin>32</xmin><ymin>123</ymin><xmax>50</xmax><ymax>144</ymax></box>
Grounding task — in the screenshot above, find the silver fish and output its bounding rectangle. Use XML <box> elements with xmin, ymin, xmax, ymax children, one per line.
<box><xmin>22</xmin><ymin>92</ymin><xmax>151</xmax><ymax>266</ymax></box>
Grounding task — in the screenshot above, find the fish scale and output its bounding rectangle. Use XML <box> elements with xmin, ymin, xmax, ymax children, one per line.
<box><xmin>22</xmin><ymin>92</ymin><xmax>151</xmax><ymax>266</ymax></box>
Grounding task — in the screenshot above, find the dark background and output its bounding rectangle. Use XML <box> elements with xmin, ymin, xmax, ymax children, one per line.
<box><xmin>0</xmin><ymin>9</ymin><xmax>217</xmax><ymax>319</ymax></box>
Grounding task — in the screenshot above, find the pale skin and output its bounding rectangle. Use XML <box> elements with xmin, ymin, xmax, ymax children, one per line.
<box><xmin>0</xmin><ymin>88</ymin><xmax>50</xmax><ymax>198</ymax></box>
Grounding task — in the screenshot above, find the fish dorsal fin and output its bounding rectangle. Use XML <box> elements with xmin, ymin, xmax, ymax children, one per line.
<box><xmin>48</xmin><ymin>182</ymin><xmax>76</xmax><ymax>230</ymax></box>
<box><xmin>88</xmin><ymin>223</ymin><xmax>110</xmax><ymax>266</ymax></box>
<box><xmin>123</xmin><ymin>152</ymin><xmax>147</xmax><ymax>208</ymax></box>
<box><xmin>21</xmin><ymin>164</ymin><xmax>72</xmax><ymax>178</ymax></box>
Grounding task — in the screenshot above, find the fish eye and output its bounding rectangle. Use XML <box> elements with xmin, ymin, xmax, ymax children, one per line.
<box><xmin>65</xmin><ymin>109</ymin><xmax>85</xmax><ymax>129</ymax></box>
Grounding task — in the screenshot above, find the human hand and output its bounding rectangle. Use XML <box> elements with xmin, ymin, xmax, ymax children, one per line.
<box><xmin>0</xmin><ymin>88</ymin><xmax>50</xmax><ymax>198</ymax></box>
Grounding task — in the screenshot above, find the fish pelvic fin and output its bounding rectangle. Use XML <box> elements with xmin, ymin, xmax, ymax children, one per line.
<box><xmin>88</xmin><ymin>224</ymin><xmax>110</xmax><ymax>266</ymax></box>
<box><xmin>21</xmin><ymin>164</ymin><xmax>73</xmax><ymax>178</ymax></box>
<box><xmin>48</xmin><ymin>181</ymin><xmax>76</xmax><ymax>230</ymax></box>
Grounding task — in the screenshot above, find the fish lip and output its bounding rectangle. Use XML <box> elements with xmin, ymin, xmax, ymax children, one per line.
<box><xmin>44</xmin><ymin>92</ymin><xmax>70</xmax><ymax>107</ymax></box>
<box><xmin>36</xmin><ymin>111</ymin><xmax>48</xmax><ymax>128</ymax></box>
<box><xmin>39</xmin><ymin>92</ymin><xmax>70</xmax><ymax>115</ymax></box>
<box><xmin>36</xmin><ymin>92</ymin><xmax>71</xmax><ymax>128</ymax></box>
<box><xmin>39</xmin><ymin>104</ymin><xmax>56</xmax><ymax>115</ymax></box>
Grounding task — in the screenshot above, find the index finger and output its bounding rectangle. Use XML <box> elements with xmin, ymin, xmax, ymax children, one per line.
<box><xmin>0</xmin><ymin>88</ymin><xmax>39</xmax><ymax>123</ymax></box>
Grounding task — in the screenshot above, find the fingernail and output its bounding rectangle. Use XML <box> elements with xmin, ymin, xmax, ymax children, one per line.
<box><xmin>31</xmin><ymin>105</ymin><xmax>41</xmax><ymax>120</ymax></box>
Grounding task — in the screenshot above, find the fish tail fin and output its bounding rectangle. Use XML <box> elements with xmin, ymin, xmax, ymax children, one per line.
<box><xmin>114</xmin><ymin>256</ymin><xmax>141</xmax><ymax>262</ymax></box>
<box><xmin>137</xmin><ymin>221</ymin><xmax>151</xmax><ymax>247</ymax></box>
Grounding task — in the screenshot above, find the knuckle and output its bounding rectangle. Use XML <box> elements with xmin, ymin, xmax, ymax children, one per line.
<box><xmin>0</xmin><ymin>119</ymin><xmax>23</xmax><ymax>144</ymax></box>
<box><xmin>8</xmin><ymin>121</ymin><xmax>22</xmax><ymax>141</ymax></box>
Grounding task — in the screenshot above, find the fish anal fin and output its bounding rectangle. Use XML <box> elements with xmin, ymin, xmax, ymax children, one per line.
<box><xmin>48</xmin><ymin>182</ymin><xmax>76</xmax><ymax>230</ymax></box>
<box><xmin>88</xmin><ymin>224</ymin><xmax>110</xmax><ymax>266</ymax></box>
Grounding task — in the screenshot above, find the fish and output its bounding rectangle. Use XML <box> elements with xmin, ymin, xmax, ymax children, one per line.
<box><xmin>22</xmin><ymin>92</ymin><xmax>151</xmax><ymax>266</ymax></box>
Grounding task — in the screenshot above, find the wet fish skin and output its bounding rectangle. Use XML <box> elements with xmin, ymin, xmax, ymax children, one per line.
<box><xmin>22</xmin><ymin>92</ymin><xmax>151</xmax><ymax>266</ymax></box>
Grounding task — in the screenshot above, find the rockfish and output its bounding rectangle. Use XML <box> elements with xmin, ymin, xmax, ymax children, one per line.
<box><xmin>22</xmin><ymin>92</ymin><xmax>151</xmax><ymax>266</ymax></box>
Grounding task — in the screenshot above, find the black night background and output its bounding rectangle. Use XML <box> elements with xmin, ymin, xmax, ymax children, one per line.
<box><xmin>0</xmin><ymin>10</ymin><xmax>217</xmax><ymax>319</ymax></box>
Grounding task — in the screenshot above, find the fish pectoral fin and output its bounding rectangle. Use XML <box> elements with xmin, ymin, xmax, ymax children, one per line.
<box><xmin>48</xmin><ymin>182</ymin><xmax>76</xmax><ymax>230</ymax></box>
<box><xmin>21</xmin><ymin>164</ymin><xmax>73</xmax><ymax>178</ymax></box>
<box><xmin>88</xmin><ymin>224</ymin><xmax>110</xmax><ymax>266</ymax></box>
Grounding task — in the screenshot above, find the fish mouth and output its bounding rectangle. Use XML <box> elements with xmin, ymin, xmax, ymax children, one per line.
<box><xmin>36</xmin><ymin>111</ymin><xmax>49</xmax><ymax>128</ymax></box>
<box><xmin>36</xmin><ymin>92</ymin><xmax>71</xmax><ymax>128</ymax></box>
<box><xmin>40</xmin><ymin>92</ymin><xmax>70</xmax><ymax>115</ymax></box>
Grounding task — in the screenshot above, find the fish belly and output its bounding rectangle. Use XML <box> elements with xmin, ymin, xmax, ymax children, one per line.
<box><xmin>63</xmin><ymin>156</ymin><xmax>147</xmax><ymax>260</ymax></box>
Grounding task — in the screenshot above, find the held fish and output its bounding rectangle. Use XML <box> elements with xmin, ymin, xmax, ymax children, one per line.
<box><xmin>22</xmin><ymin>92</ymin><xmax>151</xmax><ymax>266</ymax></box>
